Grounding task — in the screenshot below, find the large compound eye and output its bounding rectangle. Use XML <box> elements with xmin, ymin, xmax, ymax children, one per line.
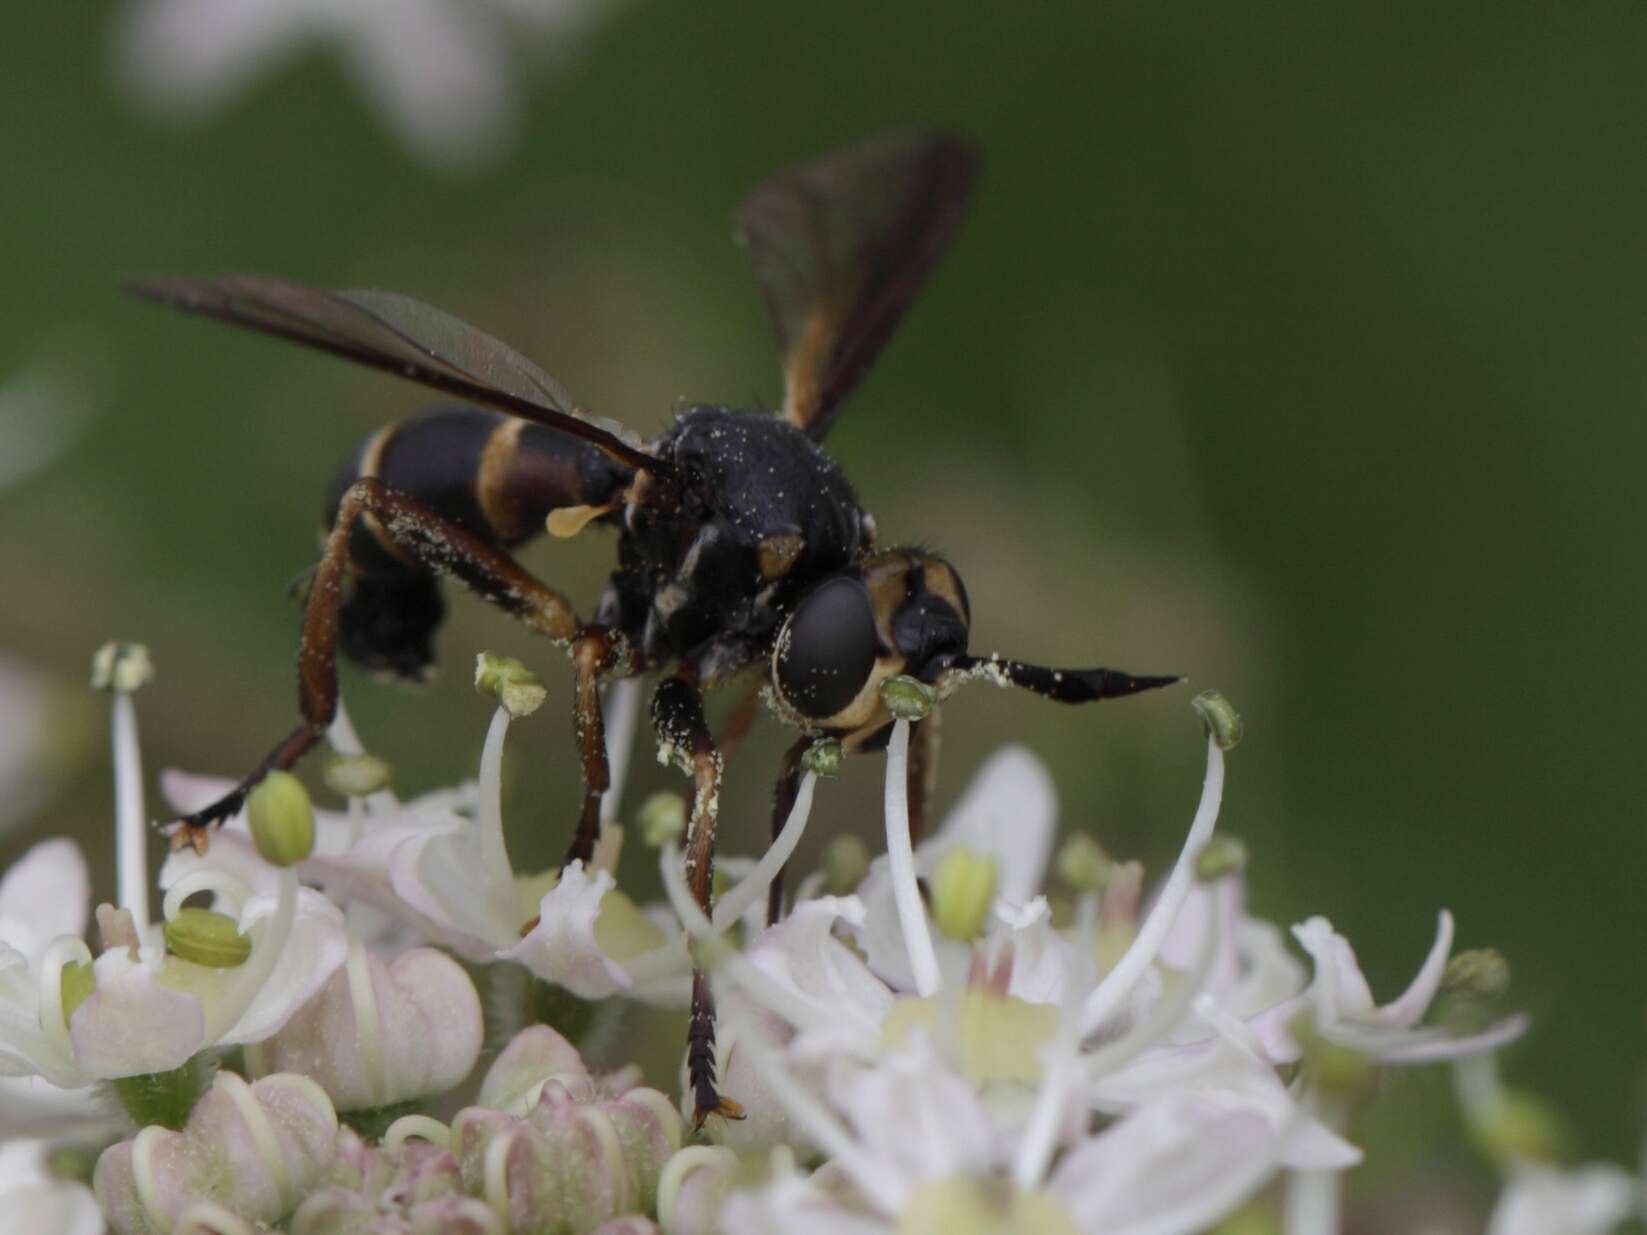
<box><xmin>774</xmin><ymin>575</ymin><xmax>879</xmax><ymax>720</ymax></box>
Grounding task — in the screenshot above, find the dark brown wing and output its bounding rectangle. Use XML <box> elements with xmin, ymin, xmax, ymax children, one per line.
<box><xmin>735</xmin><ymin>131</ymin><xmax>980</xmax><ymax>441</ymax></box>
<box><xmin>125</xmin><ymin>275</ymin><xmax>663</xmax><ymax>474</ymax></box>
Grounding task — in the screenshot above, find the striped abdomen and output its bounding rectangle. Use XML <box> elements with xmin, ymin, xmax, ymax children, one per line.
<box><xmin>324</xmin><ymin>406</ymin><xmax>631</xmax><ymax>679</ymax></box>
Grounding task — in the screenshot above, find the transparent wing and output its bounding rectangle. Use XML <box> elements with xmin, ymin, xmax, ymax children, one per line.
<box><xmin>735</xmin><ymin>131</ymin><xmax>980</xmax><ymax>441</ymax></box>
<box><xmin>126</xmin><ymin>274</ymin><xmax>661</xmax><ymax>473</ymax></box>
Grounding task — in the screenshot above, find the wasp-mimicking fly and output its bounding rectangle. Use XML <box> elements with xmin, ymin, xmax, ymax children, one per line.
<box><xmin>129</xmin><ymin>131</ymin><xmax>1178</xmax><ymax>1122</ymax></box>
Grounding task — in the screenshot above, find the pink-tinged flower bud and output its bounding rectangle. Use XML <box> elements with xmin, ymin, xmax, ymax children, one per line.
<box><xmin>253</xmin><ymin>945</ymin><xmax>482</xmax><ymax>1112</ymax></box>
<box><xmin>452</xmin><ymin>1076</ymin><xmax>682</xmax><ymax>1235</ymax></box>
<box><xmin>476</xmin><ymin>1024</ymin><xmax>594</xmax><ymax>1114</ymax></box>
<box><xmin>656</xmin><ymin>1146</ymin><xmax>736</xmax><ymax>1235</ymax></box>
<box><xmin>94</xmin><ymin>1071</ymin><xmax>338</xmax><ymax>1235</ymax></box>
<box><xmin>291</xmin><ymin>1132</ymin><xmax>498</xmax><ymax>1235</ymax></box>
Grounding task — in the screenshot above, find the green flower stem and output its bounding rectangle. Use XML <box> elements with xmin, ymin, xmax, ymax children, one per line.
<box><xmin>109</xmin><ymin>1056</ymin><xmax>211</xmax><ymax>1130</ymax></box>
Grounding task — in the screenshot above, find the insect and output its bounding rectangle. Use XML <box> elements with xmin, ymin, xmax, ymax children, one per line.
<box><xmin>129</xmin><ymin>131</ymin><xmax>1178</xmax><ymax>1123</ymax></box>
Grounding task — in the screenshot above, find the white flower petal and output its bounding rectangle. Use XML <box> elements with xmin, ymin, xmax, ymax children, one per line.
<box><xmin>922</xmin><ymin>745</ymin><xmax>1056</xmax><ymax>907</ymax></box>
<box><xmin>831</xmin><ymin>1042</ymin><xmax>997</xmax><ymax>1185</ymax></box>
<box><xmin>745</xmin><ymin>898</ymin><xmax>893</xmax><ymax>1055</ymax></box>
<box><xmin>0</xmin><ymin>1140</ymin><xmax>103</xmax><ymax>1235</ymax></box>
<box><xmin>503</xmin><ymin>863</ymin><xmax>633</xmax><ymax>999</ymax></box>
<box><xmin>1050</xmin><ymin>1095</ymin><xmax>1288</xmax><ymax>1235</ymax></box>
<box><xmin>1292</xmin><ymin>916</ymin><xmax>1378</xmax><ymax>1023</ymax></box>
<box><xmin>216</xmin><ymin>888</ymin><xmax>349</xmax><ymax>1045</ymax></box>
<box><xmin>0</xmin><ymin>1075</ymin><xmax>118</xmax><ymax>1140</ymax></box>
<box><xmin>0</xmin><ymin>839</ymin><xmax>90</xmax><ymax>962</ymax></box>
<box><xmin>1487</xmin><ymin>1164</ymin><xmax>1639</xmax><ymax>1235</ymax></box>
<box><xmin>70</xmin><ymin>952</ymin><xmax>204</xmax><ymax>1077</ymax></box>
<box><xmin>719</xmin><ymin>1166</ymin><xmax>889</xmax><ymax>1235</ymax></box>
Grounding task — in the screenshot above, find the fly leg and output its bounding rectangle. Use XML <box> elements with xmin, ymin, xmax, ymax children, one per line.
<box><xmin>907</xmin><ymin>709</ymin><xmax>940</xmax><ymax>847</ymax></box>
<box><xmin>172</xmin><ymin>477</ymin><xmax>600</xmax><ymax>850</ymax></box>
<box><xmin>563</xmin><ymin>629</ymin><xmax>623</xmax><ymax>868</ymax></box>
<box><xmin>651</xmin><ymin>673</ymin><xmax>743</xmax><ymax>1126</ymax></box>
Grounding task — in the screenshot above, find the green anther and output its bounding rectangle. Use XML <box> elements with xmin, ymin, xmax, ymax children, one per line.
<box><xmin>639</xmin><ymin>792</ymin><xmax>687</xmax><ymax>847</ymax></box>
<box><xmin>90</xmin><ymin>641</ymin><xmax>154</xmax><ymax>693</ymax></box>
<box><xmin>164</xmin><ymin>908</ymin><xmax>252</xmax><ymax>968</ymax></box>
<box><xmin>324</xmin><ymin>751</ymin><xmax>392</xmax><ymax>798</ymax></box>
<box><xmin>822</xmin><ymin>835</ymin><xmax>869</xmax><ymax>894</ymax></box>
<box><xmin>800</xmin><ymin>737</ymin><xmax>843</xmax><ymax>777</ymax></box>
<box><xmin>930</xmin><ymin>848</ymin><xmax>999</xmax><ymax>941</ymax></box>
<box><xmin>247</xmin><ymin>770</ymin><xmax>316</xmax><ymax>867</ymax></box>
<box><xmin>1055</xmin><ymin>832</ymin><xmax>1112</xmax><ymax>892</ymax></box>
<box><xmin>60</xmin><ymin>961</ymin><xmax>94</xmax><ymax>1023</ymax></box>
<box><xmin>1192</xmin><ymin>690</ymin><xmax>1243</xmax><ymax>750</ymax></box>
<box><xmin>474</xmin><ymin>651</ymin><xmax>547</xmax><ymax>717</ymax></box>
<box><xmin>879</xmin><ymin>674</ymin><xmax>935</xmax><ymax>721</ymax></box>
<box><xmin>1444</xmin><ymin>948</ymin><xmax>1511</xmax><ymax>999</ymax></box>
<box><xmin>1195</xmin><ymin>836</ymin><xmax>1249</xmax><ymax>882</ymax></box>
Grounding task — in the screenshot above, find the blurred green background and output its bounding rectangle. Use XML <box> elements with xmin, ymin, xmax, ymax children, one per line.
<box><xmin>3</xmin><ymin>0</ymin><xmax>1644</xmax><ymax>1217</ymax></box>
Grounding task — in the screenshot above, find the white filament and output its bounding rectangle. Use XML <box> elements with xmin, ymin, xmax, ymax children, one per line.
<box><xmin>600</xmin><ymin>677</ymin><xmax>642</xmax><ymax>825</ymax></box>
<box><xmin>111</xmin><ymin>691</ymin><xmax>150</xmax><ymax>934</ymax></box>
<box><xmin>1080</xmin><ymin>734</ymin><xmax>1224</xmax><ymax>1036</ymax></box>
<box><xmin>711</xmin><ymin>770</ymin><xmax>817</xmax><ymax>932</ymax></box>
<box><xmin>476</xmin><ymin>706</ymin><xmax>516</xmax><ymax>893</ymax></box>
<box><xmin>883</xmin><ymin>719</ymin><xmax>940</xmax><ymax>997</ymax></box>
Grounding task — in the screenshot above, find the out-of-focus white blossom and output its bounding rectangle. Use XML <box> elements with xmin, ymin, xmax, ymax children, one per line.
<box><xmin>1486</xmin><ymin>1164</ymin><xmax>1639</xmax><ymax>1235</ymax></box>
<box><xmin>0</xmin><ymin>1138</ymin><xmax>103</xmax><ymax>1235</ymax></box>
<box><xmin>113</xmin><ymin>0</ymin><xmax>623</xmax><ymax>171</ymax></box>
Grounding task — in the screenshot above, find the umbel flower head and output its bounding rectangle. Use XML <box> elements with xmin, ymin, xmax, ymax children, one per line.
<box><xmin>0</xmin><ymin>643</ymin><xmax>1580</xmax><ymax>1235</ymax></box>
<box><xmin>0</xmin><ymin>645</ymin><xmax>346</xmax><ymax>1127</ymax></box>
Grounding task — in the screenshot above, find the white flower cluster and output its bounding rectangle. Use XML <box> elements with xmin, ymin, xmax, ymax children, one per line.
<box><xmin>0</xmin><ymin>645</ymin><xmax>1638</xmax><ymax>1235</ymax></box>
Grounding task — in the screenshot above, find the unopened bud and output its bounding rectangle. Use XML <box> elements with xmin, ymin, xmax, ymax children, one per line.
<box><xmin>255</xmin><ymin>948</ymin><xmax>482</xmax><ymax>1113</ymax></box>
<box><xmin>451</xmin><ymin>1080</ymin><xmax>681</xmax><ymax>1233</ymax></box>
<box><xmin>474</xmin><ymin>651</ymin><xmax>547</xmax><ymax>717</ymax></box>
<box><xmin>323</xmin><ymin>752</ymin><xmax>392</xmax><ymax>798</ymax></box>
<box><xmin>640</xmin><ymin>792</ymin><xmax>687</xmax><ymax>847</ymax></box>
<box><xmin>657</xmin><ymin>1146</ymin><xmax>736</xmax><ymax>1235</ymax></box>
<box><xmin>1195</xmin><ymin>836</ymin><xmax>1248</xmax><ymax>882</ymax></box>
<box><xmin>477</xmin><ymin>1025</ymin><xmax>593</xmax><ymax>1115</ymax></box>
<box><xmin>822</xmin><ymin>835</ymin><xmax>870</xmax><ymax>894</ymax></box>
<box><xmin>1444</xmin><ymin>948</ymin><xmax>1510</xmax><ymax>999</ymax></box>
<box><xmin>930</xmin><ymin>848</ymin><xmax>998</xmax><ymax>941</ymax></box>
<box><xmin>95</xmin><ymin>1072</ymin><xmax>338</xmax><ymax>1235</ymax></box>
<box><xmin>800</xmin><ymin>737</ymin><xmax>843</xmax><ymax>777</ymax></box>
<box><xmin>247</xmin><ymin>771</ymin><xmax>315</xmax><ymax>867</ymax></box>
<box><xmin>1192</xmin><ymin>690</ymin><xmax>1242</xmax><ymax>750</ymax></box>
<box><xmin>1055</xmin><ymin>832</ymin><xmax>1112</xmax><ymax>892</ymax></box>
<box><xmin>164</xmin><ymin>908</ymin><xmax>252</xmax><ymax>968</ymax></box>
<box><xmin>91</xmin><ymin>642</ymin><xmax>154</xmax><ymax>693</ymax></box>
<box><xmin>880</xmin><ymin>675</ymin><xmax>935</xmax><ymax>721</ymax></box>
